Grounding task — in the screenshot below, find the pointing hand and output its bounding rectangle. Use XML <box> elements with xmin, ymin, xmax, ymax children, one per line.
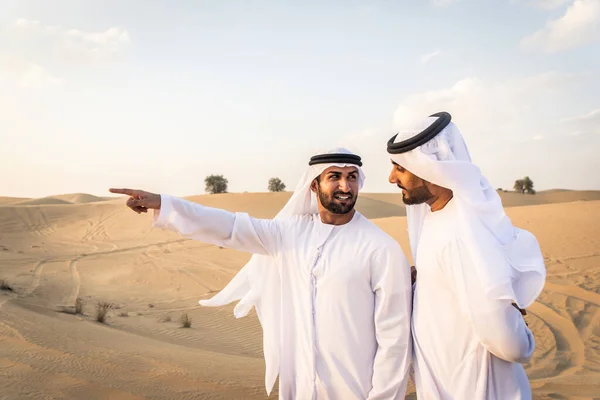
<box><xmin>109</xmin><ymin>188</ymin><xmax>161</xmax><ymax>214</ymax></box>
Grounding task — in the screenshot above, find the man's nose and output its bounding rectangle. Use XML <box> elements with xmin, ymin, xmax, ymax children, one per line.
<box><xmin>338</xmin><ymin>178</ymin><xmax>350</xmax><ymax>192</ymax></box>
<box><xmin>389</xmin><ymin>170</ymin><xmax>397</xmax><ymax>184</ymax></box>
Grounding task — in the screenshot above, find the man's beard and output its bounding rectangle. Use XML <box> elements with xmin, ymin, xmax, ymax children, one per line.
<box><xmin>399</xmin><ymin>184</ymin><xmax>434</xmax><ymax>205</ymax></box>
<box><xmin>318</xmin><ymin>187</ymin><xmax>357</xmax><ymax>214</ymax></box>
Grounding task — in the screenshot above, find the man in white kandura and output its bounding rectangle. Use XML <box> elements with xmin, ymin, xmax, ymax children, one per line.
<box><xmin>110</xmin><ymin>148</ymin><xmax>412</xmax><ymax>400</ymax></box>
<box><xmin>386</xmin><ymin>112</ymin><xmax>546</xmax><ymax>399</ymax></box>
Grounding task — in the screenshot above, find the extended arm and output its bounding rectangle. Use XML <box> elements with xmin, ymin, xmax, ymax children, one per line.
<box><xmin>153</xmin><ymin>194</ymin><xmax>283</xmax><ymax>256</ymax></box>
<box><xmin>367</xmin><ymin>242</ymin><xmax>413</xmax><ymax>400</ymax></box>
<box><xmin>449</xmin><ymin>239</ymin><xmax>534</xmax><ymax>363</ymax></box>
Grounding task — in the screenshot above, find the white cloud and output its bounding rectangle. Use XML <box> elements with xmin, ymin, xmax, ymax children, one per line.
<box><xmin>521</xmin><ymin>0</ymin><xmax>600</xmax><ymax>52</ymax></box>
<box><xmin>419</xmin><ymin>49</ymin><xmax>441</xmax><ymax>64</ymax></box>
<box><xmin>513</xmin><ymin>0</ymin><xmax>571</xmax><ymax>9</ymax></box>
<box><xmin>533</xmin><ymin>134</ymin><xmax>544</xmax><ymax>140</ymax></box>
<box><xmin>0</xmin><ymin>56</ymin><xmax>61</xmax><ymax>88</ymax></box>
<box><xmin>431</xmin><ymin>0</ymin><xmax>462</xmax><ymax>6</ymax></box>
<box><xmin>12</xmin><ymin>18</ymin><xmax>131</xmax><ymax>63</ymax></box>
<box><xmin>560</xmin><ymin>107</ymin><xmax>600</xmax><ymax>123</ymax></box>
<box><xmin>560</xmin><ymin>107</ymin><xmax>600</xmax><ymax>136</ymax></box>
<box><xmin>392</xmin><ymin>72</ymin><xmax>571</xmax><ymax>138</ymax></box>
<box><xmin>14</xmin><ymin>18</ymin><xmax>41</xmax><ymax>29</ymax></box>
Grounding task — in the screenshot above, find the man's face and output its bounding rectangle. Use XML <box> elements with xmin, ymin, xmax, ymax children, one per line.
<box><xmin>388</xmin><ymin>161</ymin><xmax>434</xmax><ymax>205</ymax></box>
<box><xmin>312</xmin><ymin>166</ymin><xmax>359</xmax><ymax>214</ymax></box>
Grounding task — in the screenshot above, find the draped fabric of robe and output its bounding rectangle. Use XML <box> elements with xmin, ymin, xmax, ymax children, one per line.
<box><xmin>389</xmin><ymin>117</ymin><xmax>546</xmax><ymax>400</ymax></box>
<box><xmin>151</xmin><ymin>148</ymin><xmax>413</xmax><ymax>399</ymax></box>
<box><xmin>411</xmin><ymin>200</ymin><xmax>535</xmax><ymax>399</ymax></box>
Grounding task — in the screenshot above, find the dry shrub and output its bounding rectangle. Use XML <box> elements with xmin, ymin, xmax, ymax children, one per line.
<box><xmin>0</xmin><ymin>279</ymin><xmax>13</xmax><ymax>292</ymax></box>
<box><xmin>180</xmin><ymin>313</ymin><xmax>192</xmax><ymax>328</ymax></box>
<box><xmin>75</xmin><ymin>297</ymin><xmax>85</xmax><ymax>315</ymax></box>
<box><xmin>96</xmin><ymin>302</ymin><xmax>113</xmax><ymax>323</ymax></box>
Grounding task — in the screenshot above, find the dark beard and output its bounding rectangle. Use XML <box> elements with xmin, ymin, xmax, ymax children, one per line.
<box><xmin>401</xmin><ymin>185</ymin><xmax>434</xmax><ymax>205</ymax></box>
<box><xmin>318</xmin><ymin>187</ymin><xmax>356</xmax><ymax>214</ymax></box>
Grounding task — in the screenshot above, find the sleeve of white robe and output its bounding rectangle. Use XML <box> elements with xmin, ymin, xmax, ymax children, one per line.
<box><xmin>152</xmin><ymin>194</ymin><xmax>282</xmax><ymax>256</ymax></box>
<box><xmin>447</xmin><ymin>238</ymin><xmax>535</xmax><ymax>364</ymax></box>
<box><xmin>366</xmin><ymin>241</ymin><xmax>413</xmax><ymax>400</ymax></box>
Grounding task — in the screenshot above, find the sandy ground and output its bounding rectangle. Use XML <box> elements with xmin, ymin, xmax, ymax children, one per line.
<box><xmin>0</xmin><ymin>190</ymin><xmax>598</xmax><ymax>399</ymax></box>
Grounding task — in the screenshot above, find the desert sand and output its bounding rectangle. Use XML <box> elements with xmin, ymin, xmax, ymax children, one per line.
<box><xmin>1</xmin><ymin>190</ymin><xmax>599</xmax><ymax>399</ymax></box>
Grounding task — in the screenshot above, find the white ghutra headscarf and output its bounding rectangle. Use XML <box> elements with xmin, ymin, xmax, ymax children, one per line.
<box><xmin>199</xmin><ymin>147</ymin><xmax>365</xmax><ymax>395</ymax></box>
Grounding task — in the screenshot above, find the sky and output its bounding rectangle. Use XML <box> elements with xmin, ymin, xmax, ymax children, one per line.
<box><xmin>1</xmin><ymin>0</ymin><xmax>599</xmax><ymax>198</ymax></box>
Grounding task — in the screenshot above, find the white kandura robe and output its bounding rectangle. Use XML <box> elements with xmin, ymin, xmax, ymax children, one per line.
<box><xmin>153</xmin><ymin>194</ymin><xmax>413</xmax><ymax>400</ymax></box>
<box><xmin>411</xmin><ymin>199</ymin><xmax>535</xmax><ymax>400</ymax></box>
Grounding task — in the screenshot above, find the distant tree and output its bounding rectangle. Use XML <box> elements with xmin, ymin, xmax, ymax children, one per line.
<box><xmin>522</xmin><ymin>176</ymin><xmax>536</xmax><ymax>194</ymax></box>
<box><xmin>513</xmin><ymin>179</ymin><xmax>524</xmax><ymax>194</ymax></box>
<box><xmin>268</xmin><ymin>177</ymin><xmax>286</xmax><ymax>192</ymax></box>
<box><xmin>205</xmin><ymin>175</ymin><xmax>228</xmax><ymax>194</ymax></box>
<box><xmin>513</xmin><ymin>177</ymin><xmax>536</xmax><ymax>194</ymax></box>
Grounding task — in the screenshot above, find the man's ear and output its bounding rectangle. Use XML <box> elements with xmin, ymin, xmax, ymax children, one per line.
<box><xmin>310</xmin><ymin>178</ymin><xmax>318</xmax><ymax>193</ymax></box>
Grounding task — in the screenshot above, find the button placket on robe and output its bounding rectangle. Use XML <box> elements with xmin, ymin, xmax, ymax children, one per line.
<box><xmin>309</xmin><ymin>245</ymin><xmax>324</xmax><ymax>400</ymax></box>
<box><xmin>309</xmin><ymin>222</ymin><xmax>334</xmax><ymax>400</ymax></box>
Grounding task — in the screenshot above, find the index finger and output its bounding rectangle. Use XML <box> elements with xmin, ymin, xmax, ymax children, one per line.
<box><xmin>109</xmin><ymin>188</ymin><xmax>137</xmax><ymax>196</ymax></box>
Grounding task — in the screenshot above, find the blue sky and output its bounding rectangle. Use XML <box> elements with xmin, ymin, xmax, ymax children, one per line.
<box><xmin>1</xmin><ymin>0</ymin><xmax>598</xmax><ymax>197</ymax></box>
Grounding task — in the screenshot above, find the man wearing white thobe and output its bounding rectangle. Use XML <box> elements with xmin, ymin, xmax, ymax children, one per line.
<box><xmin>386</xmin><ymin>112</ymin><xmax>546</xmax><ymax>399</ymax></box>
<box><xmin>110</xmin><ymin>148</ymin><xmax>412</xmax><ymax>400</ymax></box>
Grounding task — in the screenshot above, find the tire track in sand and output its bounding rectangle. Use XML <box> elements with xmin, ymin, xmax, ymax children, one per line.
<box><xmin>35</xmin><ymin>206</ymin><xmax>55</xmax><ymax>236</ymax></box>
<box><xmin>66</xmin><ymin>240</ymin><xmax>191</xmax><ymax>305</ymax></box>
<box><xmin>543</xmin><ymin>282</ymin><xmax>600</xmax><ymax>307</ymax></box>
<box><xmin>80</xmin><ymin>209</ymin><xmax>123</xmax><ymax>242</ymax></box>
<box><xmin>2</xmin><ymin>258</ymin><xmax>57</xmax><ymax>311</ymax></box>
<box><xmin>528</xmin><ymin>300</ymin><xmax>586</xmax><ymax>379</ymax></box>
<box><xmin>68</xmin><ymin>258</ymin><xmax>82</xmax><ymax>304</ymax></box>
<box><xmin>80</xmin><ymin>209</ymin><xmax>123</xmax><ymax>253</ymax></box>
<box><xmin>542</xmin><ymin>281</ymin><xmax>600</xmax><ymax>368</ymax></box>
<box><xmin>25</xmin><ymin>259</ymin><xmax>51</xmax><ymax>296</ymax></box>
<box><xmin>10</xmin><ymin>208</ymin><xmax>42</xmax><ymax>236</ymax></box>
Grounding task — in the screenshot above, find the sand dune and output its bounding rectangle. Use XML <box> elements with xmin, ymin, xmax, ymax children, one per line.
<box><xmin>0</xmin><ymin>190</ymin><xmax>599</xmax><ymax>399</ymax></box>
<box><xmin>11</xmin><ymin>193</ymin><xmax>111</xmax><ymax>206</ymax></box>
<box><xmin>0</xmin><ymin>196</ymin><xmax>31</xmax><ymax>205</ymax></box>
<box><xmin>16</xmin><ymin>197</ymin><xmax>74</xmax><ymax>206</ymax></box>
<box><xmin>3</xmin><ymin>188</ymin><xmax>598</xmax><ymax>211</ymax></box>
<box><xmin>51</xmin><ymin>193</ymin><xmax>112</xmax><ymax>204</ymax></box>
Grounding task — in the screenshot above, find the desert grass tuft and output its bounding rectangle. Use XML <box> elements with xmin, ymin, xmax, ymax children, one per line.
<box><xmin>96</xmin><ymin>301</ymin><xmax>113</xmax><ymax>323</ymax></box>
<box><xmin>0</xmin><ymin>279</ymin><xmax>13</xmax><ymax>292</ymax></box>
<box><xmin>180</xmin><ymin>312</ymin><xmax>192</xmax><ymax>328</ymax></box>
<box><xmin>75</xmin><ymin>297</ymin><xmax>85</xmax><ymax>314</ymax></box>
